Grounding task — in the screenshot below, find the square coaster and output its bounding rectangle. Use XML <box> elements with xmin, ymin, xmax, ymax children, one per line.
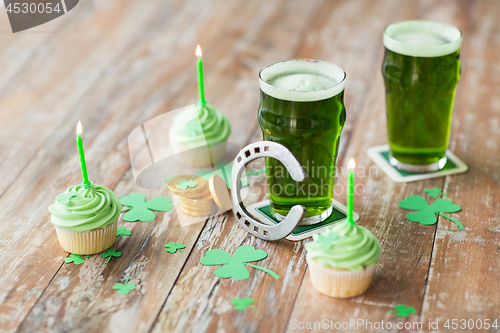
<box><xmin>246</xmin><ymin>199</ymin><xmax>359</xmax><ymax>241</ymax></box>
<box><xmin>367</xmin><ymin>144</ymin><xmax>468</xmax><ymax>183</ymax></box>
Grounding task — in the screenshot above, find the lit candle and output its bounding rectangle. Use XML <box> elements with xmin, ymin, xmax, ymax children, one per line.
<box><xmin>76</xmin><ymin>121</ymin><xmax>91</xmax><ymax>188</ymax></box>
<box><xmin>196</xmin><ymin>45</ymin><xmax>206</xmax><ymax>106</ymax></box>
<box><xmin>347</xmin><ymin>158</ymin><xmax>355</xmax><ymax>225</ymax></box>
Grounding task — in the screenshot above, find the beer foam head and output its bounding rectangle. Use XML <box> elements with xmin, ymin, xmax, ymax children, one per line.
<box><xmin>383</xmin><ymin>20</ymin><xmax>462</xmax><ymax>57</ymax></box>
<box><xmin>259</xmin><ymin>59</ymin><xmax>346</xmax><ymax>102</ymax></box>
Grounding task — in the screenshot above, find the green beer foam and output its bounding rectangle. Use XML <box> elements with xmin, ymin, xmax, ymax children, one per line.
<box><xmin>383</xmin><ymin>20</ymin><xmax>462</xmax><ymax>57</ymax></box>
<box><xmin>259</xmin><ymin>59</ymin><xmax>346</xmax><ymax>102</ymax></box>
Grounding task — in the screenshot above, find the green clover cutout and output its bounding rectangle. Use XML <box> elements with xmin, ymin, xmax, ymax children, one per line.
<box><xmin>424</xmin><ymin>188</ymin><xmax>447</xmax><ymax>198</ymax></box>
<box><xmin>100</xmin><ymin>249</ymin><xmax>122</xmax><ymax>263</ymax></box>
<box><xmin>176</xmin><ymin>177</ymin><xmax>197</xmax><ymax>190</ymax></box>
<box><xmin>231</xmin><ymin>297</ymin><xmax>256</xmax><ymax>311</ymax></box>
<box><xmin>389</xmin><ymin>305</ymin><xmax>417</xmax><ymax>318</ymax></box>
<box><xmin>57</xmin><ymin>191</ymin><xmax>78</xmax><ymax>204</ymax></box>
<box><xmin>116</xmin><ymin>227</ymin><xmax>131</xmax><ymax>240</ymax></box>
<box><xmin>113</xmin><ymin>277</ymin><xmax>136</xmax><ymax>295</ymax></box>
<box><xmin>119</xmin><ymin>193</ymin><xmax>173</xmax><ymax>222</ymax></box>
<box><xmin>200</xmin><ymin>245</ymin><xmax>280</xmax><ymax>280</ymax></box>
<box><xmin>186</xmin><ymin>120</ymin><xmax>203</xmax><ymax>137</ymax></box>
<box><xmin>64</xmin><ymin>254</ymin><xmax>91</xmax><ymax>265</ymax></box>
<box><xmin>399</xmin><ymin>195</ymin><xmax>463</xmax><ymax>229</ymax></box>
<box><xmin>316</xmin><ymin>232</ymin><xmax>339</xmax><ymax>250</ymax></box>
<box><xmin>165</xmin><ymin>242</ymin><xmax>186</xmax><ymax>253</ymax></box>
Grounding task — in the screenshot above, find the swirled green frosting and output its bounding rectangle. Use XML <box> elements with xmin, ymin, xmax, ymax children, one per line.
<box><xmin>169</xmin><ymin>103</ymin><xmax>231</xmax><ymax>147</ymax></box>
<box><xmin>305</xmin><ymin>221</ymin><xmax>381</xmax><ymax>271</ymax></box>
<box><xmin>49</xmin><ymin>183</ymin><xmax>121</xmax><ymax>232</ymax></box>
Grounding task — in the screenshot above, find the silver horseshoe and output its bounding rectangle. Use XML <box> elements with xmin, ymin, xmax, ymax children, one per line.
<box><xmin>231</xmin><ymin>141</ymin><xmax>307</xmax><ymax>241</ymax></box>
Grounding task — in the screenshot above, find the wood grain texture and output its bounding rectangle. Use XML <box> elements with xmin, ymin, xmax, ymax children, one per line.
<box><xmin>0</xmin><ymin>0</ymin><xmax>203</xmax><ymax>330</ymax></box>
<box><xmin>0</xmin><ymin>0</ymin><xmax>499</xmax><ymax>332</ymax></box>
<box><xmin>420</xmin><ymin>1</ymin><xmax>500</xmax><ymax>331</ymax></box>
<box><xmin>286</xmin><ymin>1</ymin><xmax>476</xmax><ymax>332</ymax></box>
<box><xmin>151</xmin><ymin>1</ymin><xmax>437</xmax><ymax>332</ymax></box>
<box><xmin>0</xmin><ymin>0</ymin><xmax>175</xmax><ymax>198</ymax></box>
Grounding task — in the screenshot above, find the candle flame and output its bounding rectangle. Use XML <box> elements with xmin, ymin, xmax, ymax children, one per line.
<box><xmin>196</xmin><ymin>45</ymin><xmax>202</xmax><ymax>58</ymax></box>
<box><xmin>348</xmin><ymin>158</ymin><xmax>356</xmax><ymax>169</ymax></box>
<box><xmin>76</xmin><ymin>121</ymin><xmax>82</xmax><ymax>136</ymax></box>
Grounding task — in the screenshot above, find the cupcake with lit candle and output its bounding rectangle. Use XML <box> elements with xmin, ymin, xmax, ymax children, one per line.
<box><xmin>169</xmin><ymin>45</ymin><xmax>231</xmax><ymax>167</ymax></box>
<box><xmin>169</xmin><ymin>103</ymin><xmax>231</xmax><ymax>166</ymax></box>
<box><xmin>49</xmin><ymin>183</ymin><xmax>121</xmax><ymax>255</ymax></box>
<box><xmin>48</xmin><ymin>122</ymin><xmax>121</xmax><ymax>255</ymax></box>
<box><xmin>305</xmin><ymin>221</ymin><xmax>381</xmax><ymax>298</ymax></box>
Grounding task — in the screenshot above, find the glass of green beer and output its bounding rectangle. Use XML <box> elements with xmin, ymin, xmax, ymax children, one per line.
<box><xmin>258</xmin><ymin>59</ymin><xmax>346</xmax><ymax>224</ymax></box>
<box><xmin>382</xmin><ymin>20</ymin><xmax>462</xmax><ymax>172</ymax></box>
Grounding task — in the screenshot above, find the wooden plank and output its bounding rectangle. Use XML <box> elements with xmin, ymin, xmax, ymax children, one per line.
<box><xmin>420</xmin><ymin>0</ymin><xmax>500</xmax><ymax>331</ymax></box>
<box><xmin>147</xmin><ymin>1</ymin><xmax>426</xmax><ymax>332</ymax></box>
<box><xmin>0</xmin><ymin>0</ymin><xmax>219</xmax><ymax>330</ymax></box>
<box><xmin>285</xmin><ymin>1</ymin><xmax>473</xmax><ymax>332</ymax></box>
<box><xmin>8</xmin><ymin>0</ymin><xmax>322</xmax><ymax>332</ymax></box>
<box><xmin>0</xmin><ymin>0</ymin><xmax>174</xmax><ymax>199</ymax></box>
<box><xmin>0</xmin><ymin>0</ymin><xmax>78</xmax><ymax>90</ymax></box>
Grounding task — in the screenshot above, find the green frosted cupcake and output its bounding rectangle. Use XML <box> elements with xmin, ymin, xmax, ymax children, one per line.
<box><xmin>305</xmin><ymin>221</ymin><xmax>381</xmax><ymax>298</ymax></box>
<box><xmin>169</xmin><ymin>103</ymin><xmax>231</xmax><ymax>167</ymax></box>
<box><xmin>49</xmin><ymin>183</ymin><xmax>121</xmax><ymax>255</ymax></box>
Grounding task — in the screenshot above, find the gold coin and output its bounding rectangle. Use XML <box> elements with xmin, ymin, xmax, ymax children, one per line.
<box><xmin>181</xmin><ymin>195</ymin><xmax>215</xmax><ymax>208</ymax></box>
<box><xmin>180</xmin><ymin>201</ymin><xmax>217</xmax><ymax>212</ymax></box>
<box><xmin>190</xmin><ymin>187</ymin><xmax>211</xmax><ymax>198</ymax></box>
<box><xmin>167</xmin><ymin>175</ymin><xmax>208</xmax><ymax>198</ymax></box>
<box><xmin>180</xmin><ymin>204</ymin><xmax>217</xmax><ymax>217</ymax></box>
<box><xmin>209</xmin><ymin>175</ymin><xmax>232</xmax><ymax>211</ymax></box>
<box><xmin>180</xmin><ymin>200</ymin><xmax>216</xmax><ymax>211</ymax></box>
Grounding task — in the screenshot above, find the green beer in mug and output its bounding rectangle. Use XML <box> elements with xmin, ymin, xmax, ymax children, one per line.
<box><xmin>258</xmin><ymin>59</ymin><xmax>346</xmax><ymax>223</ymax></box>
<box><xmin>382</xmin><ymin>20</ymin><xmax>462</xmax><ymax>172</ymax></box>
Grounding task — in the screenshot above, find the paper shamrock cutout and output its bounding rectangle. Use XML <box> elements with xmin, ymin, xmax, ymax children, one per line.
<box><xmin>200</xmin><ymin>245</ymin><xmax>279</xmax><ymax>280</ymax></box>
<box><xmin>424</xmin><ymin>188</ymin><xmax>447</xmax><ymax>198</ymax></box>
<box><xmin>113</xmin><ymin>277</ymin><xmax>136</xmax><ymax>294</ymax></box>
<box><xmin>399</xmin><ymin>195</ymin><xmax>463</xmax><ymax>229</ymax></box>
<box><xmin>176</xmin><ymin>177</ymin><xmax>197</xmax><ymax>190</ymax></box>
<box><xmin>389</xmin><ymin>305</ymin><xmax>417</xmax><ymax>318</ymax></box>
<box><xmin>119</xmin><ymin>193</ymin><xmax>173</xmax><ymax>222</ymax></box>
<box><xmin>186</xmin><ymin>120</ymin><xmax>203</xmax><ymax>137</ymax></box>
<box><xmin>64</xmin><ymin>254</ymin><xmax>91</xmax><ymax>265</ymax></box>
<box><xmin>116</xmin><ymin>227</ymin><xmax>131</xmax><ymax>240</ymax></box>
<box><xmin>231</xmin><ymin>297</ymin><xmax>256</xmax><ymax>311</ymax></box>
<box><xmin>100</xmin><ymin>249</ymin><xmax>122</xmax><ymax>263</ymax></box>
<box><xmin>57</xmin><ymin>191</ymin><xmax>78</xmax><ymax>204</ymax></box>
<box><xmin>316</xmin><ymin>232</ymin><xmax>339</xmax><ymax>250</ymax></box>
<box><xmin>164</xmin><ymin>242</ymin><xmax>186</xmax><ymax>253</ymax></box>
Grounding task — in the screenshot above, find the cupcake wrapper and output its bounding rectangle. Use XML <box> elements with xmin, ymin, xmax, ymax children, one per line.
<box><xmin>306</xmin><ymin>257</ymin><xmax>376</xmax><ymax>298</ymax></box>
<box><xmin>54</xmin><ymin>221</ymin><xmax>117</xmax><ymax>255</ymax></box>
<box><xmin>170</xmin><ymin>141</ymin><xmax>227</xmax><ymax>167</ymax></box>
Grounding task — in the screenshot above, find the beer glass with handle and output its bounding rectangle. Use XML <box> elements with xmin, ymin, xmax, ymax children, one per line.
<box><xmin>382</xmin><ymin>20</ymin><xmax>462</xmax><ymax>173</ymax></box>
<box><xmin>258</xmin><ymin>59</ymin><xmax>346</xmax><ymax>224</ymax></box>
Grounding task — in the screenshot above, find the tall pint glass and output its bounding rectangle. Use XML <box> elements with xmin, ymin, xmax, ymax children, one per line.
<box><xmin>382</xmin><ymin>20</ymin><xmax>462</xmax><ymax>172</ymax></box>
<box><xmin>258</xmin><ymin>59</ymin><xmax>346</xmax><ymax>224</ymax></box>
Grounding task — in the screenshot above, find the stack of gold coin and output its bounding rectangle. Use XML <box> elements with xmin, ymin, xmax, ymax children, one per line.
<box><xmin>167</xmin><ymin>175</ymin><xmax>219</xmax><ymax>216</ymax></box>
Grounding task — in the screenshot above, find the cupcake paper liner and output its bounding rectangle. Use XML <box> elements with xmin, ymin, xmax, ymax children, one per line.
<box><xmin>54</xmin><ymin>221</ymin><xmax>118</xmax><ymax>255</ymax></box>
<box><xmin>306</xmin><ymin>256</ymin><xmax>376</xmax><ymax>298</ymax></box>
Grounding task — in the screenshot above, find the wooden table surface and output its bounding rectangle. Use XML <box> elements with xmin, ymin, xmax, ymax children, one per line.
<box><xmin>1</xmin><ymin>0</ymin><xmax>499</xmax><ymax>332</ymax></box>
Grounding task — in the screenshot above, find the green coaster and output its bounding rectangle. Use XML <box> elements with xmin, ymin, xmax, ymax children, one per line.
<box><xmin>246</xmin><ymin>199</ymin><xmax>359</xmax><ymax>241</ymax></box>
<box><xmin>367</xmin><ymin>145</ymin><xmax>468</xmax><ymax>183</ymax></box>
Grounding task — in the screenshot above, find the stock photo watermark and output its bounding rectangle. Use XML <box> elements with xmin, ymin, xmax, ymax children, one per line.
<box><xmin>2</xmin><ymin>0</ymin><xmax>80</xmax><ymax>32</ymax></box>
